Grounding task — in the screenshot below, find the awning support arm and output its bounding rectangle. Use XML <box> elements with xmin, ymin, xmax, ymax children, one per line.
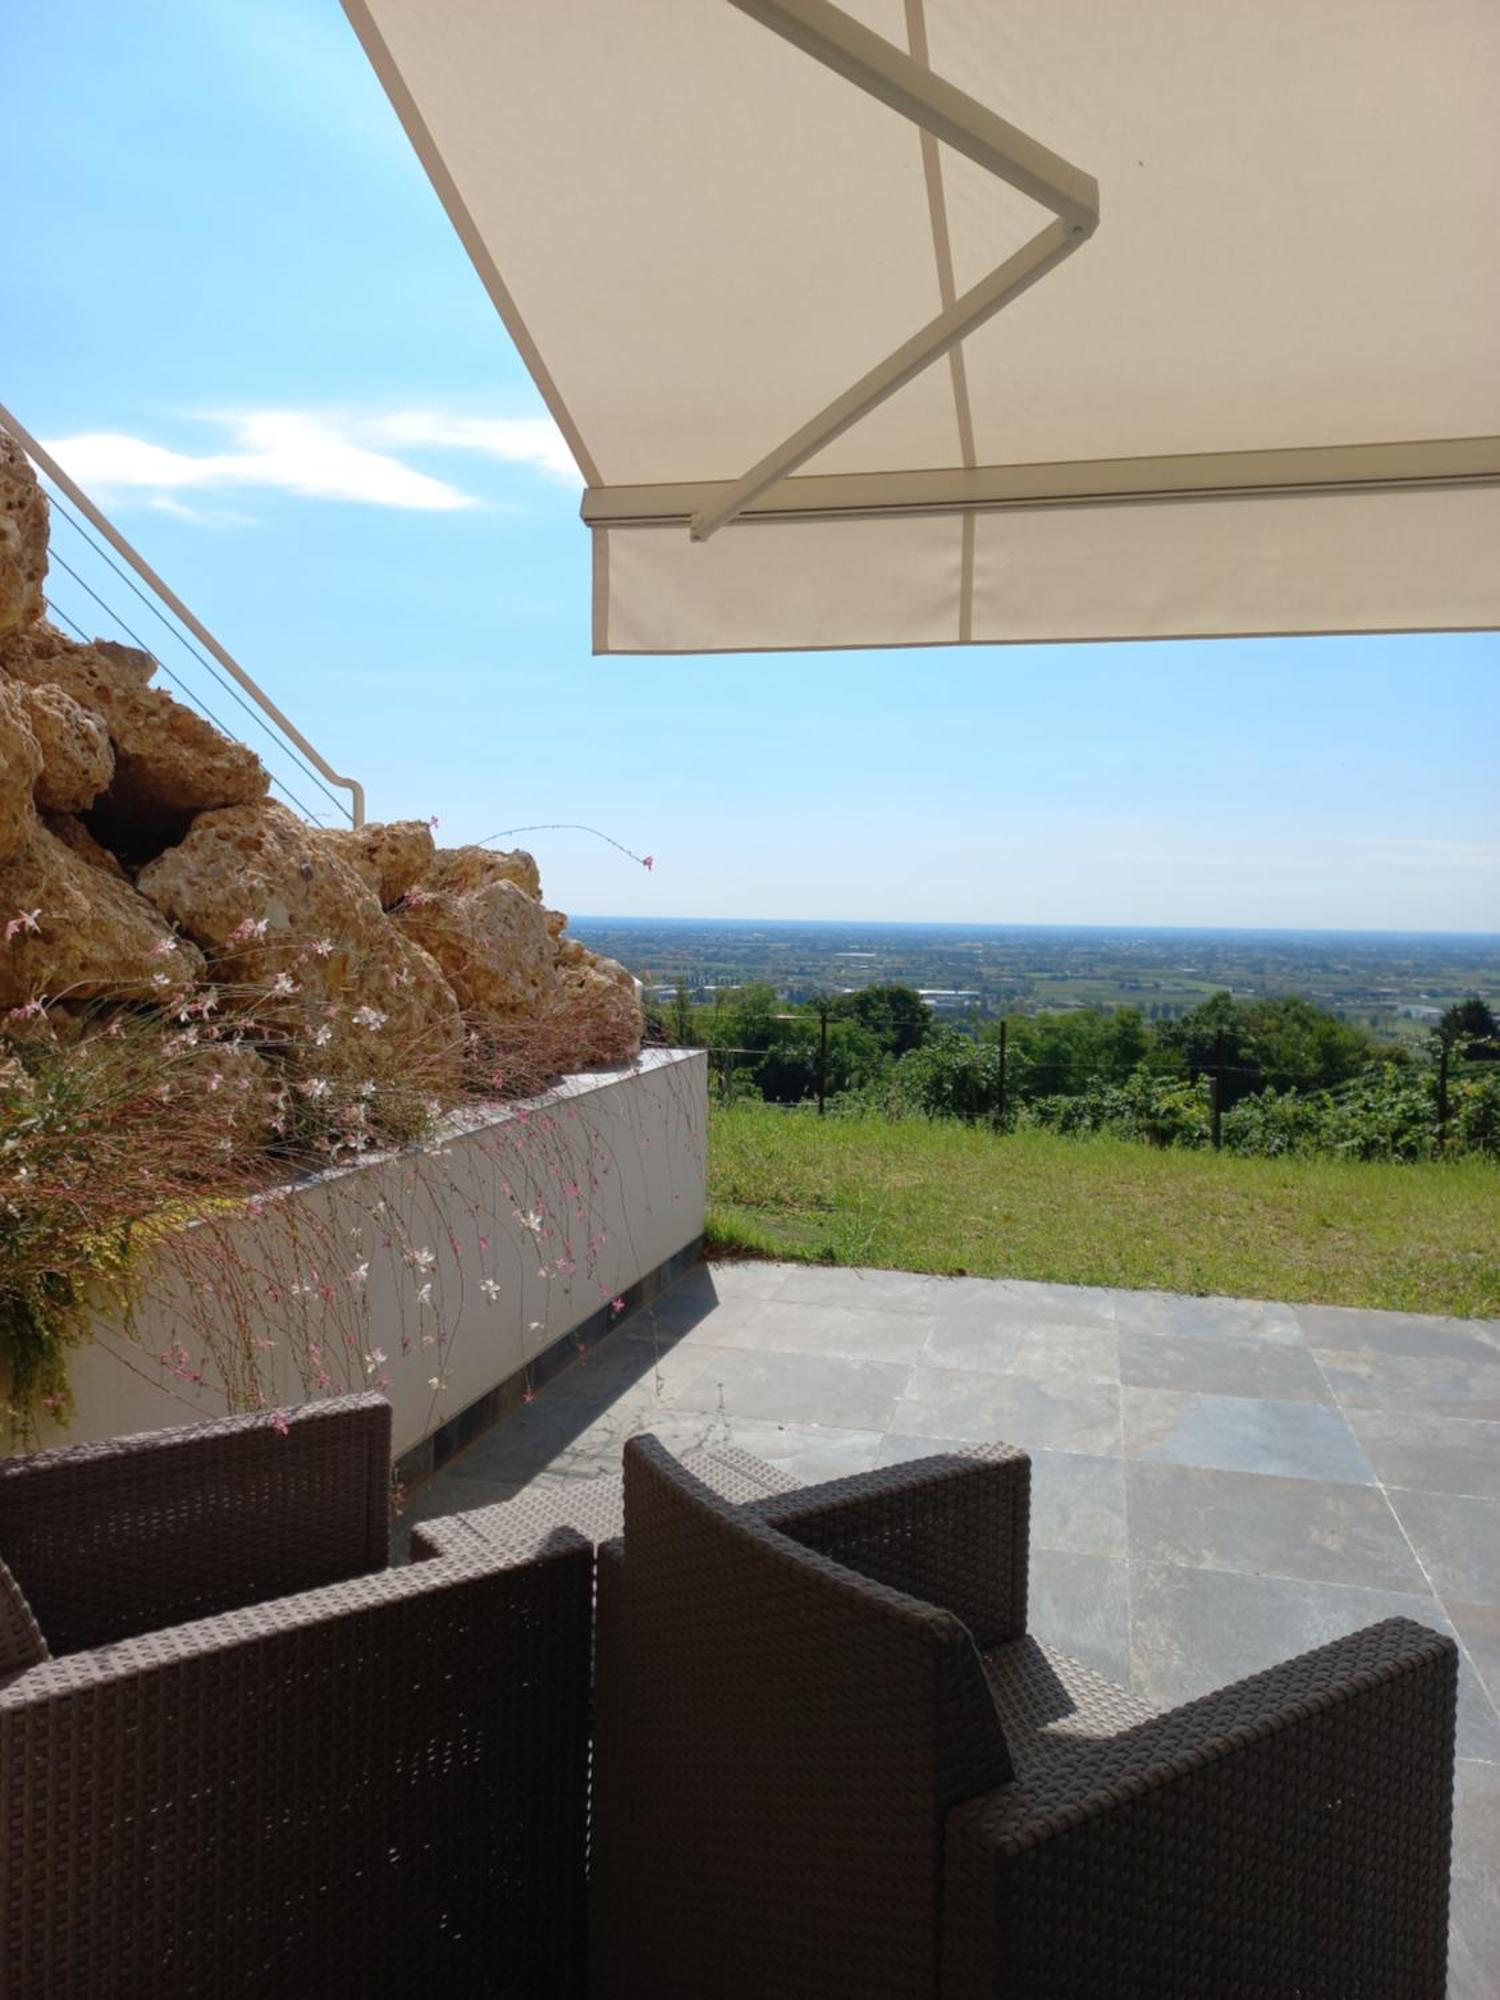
<box><xmin>688</xmin><ymin>0</ymin><xmax>1100</xmax><ymax>542</ymax></box>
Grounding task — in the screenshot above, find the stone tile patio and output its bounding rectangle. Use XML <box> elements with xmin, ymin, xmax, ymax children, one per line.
<box><xmin>405</xmin><ymin>1258</ymin><xmax>1500</xmax><ymax>1993</ymax></box>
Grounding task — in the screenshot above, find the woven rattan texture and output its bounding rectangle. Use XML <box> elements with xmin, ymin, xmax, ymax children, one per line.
<box><xmin>980</xmin><ymin>1636</ymin><xmax>1156</xmax><ymax>1771</ymax></box>
<box><xmin>752</xmin><ymin>1444</ymin><xmax>1030</xmax><ymax>1650</ymax></box>
<box><xmin>0</xmin><ymin>1399</ymin><xmax>593</xmax><ymax>1999</ymax></box>
<box><xmin>944</xmin><ymin>1617</ymin><xmax>1458</xmax><ymax>1999</ymax></box>
<box><xmin>589</xmin><ymin>1437</ymin><xmax>1458</xmax><ymax>2000</ymax></box>
<box><xmin>591</xmin><ymin>1438</ymin><xmax>1012</xmax><ymax>2000</ymax></box>
<box><xmin>0</xmin><ymin>1557</ymin><xmax>47</xmax><ymax>1681</ymax></box>
<box><xmin>0</xmin><ymin>1394</ymin><xmax>390</xmax><ymax>1653</ymax></box>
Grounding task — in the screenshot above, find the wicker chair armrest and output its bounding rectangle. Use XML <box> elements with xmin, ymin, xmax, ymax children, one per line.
<box><xmin>942</xmin><ymin>1617</ymin><xmax>1458</xmax><ymax>1999</ymax></box>
<box><xmin>749</xmin><ymin>1444</ymin><xmax>1030</xmax><ymax>1647</ymax></box>
<box><xmin>0</xmin><ymin>1394</ymin><xmax>392</xmax><ymax>1652</ymax></box>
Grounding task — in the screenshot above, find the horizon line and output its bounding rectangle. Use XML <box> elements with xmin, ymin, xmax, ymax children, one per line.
<box><xmin>569</xmin><ymin>915</ymin><xmax>1500</xmax><ymax>941</ymax></box>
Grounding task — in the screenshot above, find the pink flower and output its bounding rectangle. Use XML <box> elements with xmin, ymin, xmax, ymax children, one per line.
<box><xmin>269</xmin><ymin>1411</ymin><xmax>291</xmax><ymax>1437</ymax></box>
<box><xmin>610</xmin><ymin>1297</ymin><xmax>626</xmax><ymax>1315</ymax></box>
<box><xmin>4</xmin><ymin>909</ymin><xmax>41</xmax><ymax>942</ymax></box>
<box><xmin>641</xmin><ymin>856</ymin><xmax>654</xmax><ymax>872</ymax></box>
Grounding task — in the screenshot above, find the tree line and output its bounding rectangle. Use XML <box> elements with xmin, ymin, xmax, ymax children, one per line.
<box><xmin>648</xmin><ymin>984</ymin><xmax>1500</xmax><ymax>1161</ymax></box>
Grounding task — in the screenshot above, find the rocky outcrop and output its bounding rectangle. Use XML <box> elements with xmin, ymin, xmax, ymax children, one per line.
<box><xmin>20</xmin><ymin>682</ymin><xmax>114</xmax><ymax>813</ymax></box>
<box><xmin>137</xmin><ymin>803</ymin><xmax>464</xmax><ymax>1089</ymax></box>
<box><xmin>396</xmin><ymin>875</ymin><xmax>559</xmax><ymax>1020</ymax></box>
<box><xmin>0</xmin><ymin>436</ymin><xmax>643</xmax><ymax>1112</ymax></box>
<box><xmin>0</xmin><ymin>819</ymin><xmax>204</xmax><ymax>1011</ymax></box>
<box><xmin>553</xmin><ymin>938</ymin><xmax>645</xmax><ymax>1067</ymax></box>
<box><xmin>0</xmin><ymin>434</ymin><xmax>47</xmax><ymax>636</ymax></box>
<box><xmin>424</xmin><ymin>843</ymin><xmax>543</xmax><ymax>902</ymax></box>
<box><xmin>317</xmin><ymin>818</ymin><xmax>435</xmax><ymax>908</ymax></box>
<box><xmin>0</xmin><ymin>678</ymin><xmax>43</xmax><ymax>861</ymax></box>
<box><xmin>1</xmin><ymin>627</ymin><xmax>268</xmax><ymax>833</ymax></box>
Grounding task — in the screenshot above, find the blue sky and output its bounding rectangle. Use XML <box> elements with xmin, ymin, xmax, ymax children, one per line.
<box><xmin>5</xmin><ymin>0</ymin><xmax>1496</xmax><ymax>933</ymax></box>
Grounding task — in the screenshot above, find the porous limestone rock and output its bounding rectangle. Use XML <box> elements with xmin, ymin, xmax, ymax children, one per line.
<box><xmin>0</xmin><ymin>819</ymin><xmax>205</xmax><ymax>1011</ymax></box>
<box><xmin>552</xmin><ymin>937</ymin><xmax>644</xmax><ymax>1066</ymax></box>
<box><xmin>317</xmin><ymin>819</ymin><xmax>436</xmax><ymax>908</ymax></box>
<box><xmin>0</xmin><ymin>678</ymin><xmax>43</xmax><ymax>862</ymax></box>
<box><xmin>425</xmin><ymin>844</ymin><xmax>542</xmax><ymax>903</ymax></box>
<box><xmin>0</xmin><ymin>435</ymin><xmax>47</xmax><ymax>637</ymax></box>
<box><xmin>21</xmin><ymin>682</ymin><xmax>114</xmax><ymax>813</ymax></box>
<box><xmin>137</xmin><ymin>803</ymin><xmax>462</xmax><ymax>1086</ymax></box>
<box><xmin>395</xmin><ymin>874</ymin><xmax>558</xmax><ymax>1019</ymax></box>
<box><xmin>1</xmin><ymin>626</ymin><xmax>268</xmax><ymax>828</ymax></box>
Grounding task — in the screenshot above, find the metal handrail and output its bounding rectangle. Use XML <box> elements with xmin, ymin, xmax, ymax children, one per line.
<box><xmin>0</xmin><ymin>401</ymin><xmax>365</xmax><ymax>826</ymax></box>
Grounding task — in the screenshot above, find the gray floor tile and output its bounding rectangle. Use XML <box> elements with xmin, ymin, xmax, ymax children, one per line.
<box><xmin>1031</xmin><ymin>1450</ymin><xmax>1128</xmax><ymax>1557</ymax></box>
<box><xmin>1129</xmin><ymin>1562</ymin><xmax>1500</xmax><ymax>1762</ymax></box>
<box><xmin>708</xmin><ymin>1299</ymin><xmax>935</xmax><ymax>1365</ymax></box>
<box><xmin>1447</xmin><ymin>1917</ymin><xmax>1495</xmax><ymax>1999</ymax></box>
<box><xmin>1346</xmin><ymin>1410</ymin><xmax>1500</xmax><ymax>1501</ymax></box>
<box><xmin>1453</xmin><ymin>1761</ymin><xmax>1500</xmax><ymax>1978</ymax></box>
<box><xmin>1120</xmin><ymin>1326</ymin><xmax>1330</xmax><ymax>1401</ymax></box>
<box><xmin>672</xmin><ymin>1347</ymin><xmax>909</xmax><ymax>1432</ymax></box>
<box><xmin>1124</xmin><ymin>1388</ymin><xmax>1376</xmax><ymax>1484</ymax></box>
<box><xmin>894</xmin><ymin>1364</ymin><xmax>1121</xmax><ymax>1455</ymax></box>
<box><xmin>1388</xmin><ymin>1490</ymin><xmax>1500</xmax><ymax>1607</ymax></box>
<box><xmin>1029</xmin><ymin>1551</ymin><xmax>1132</xmax><ymax>1682</ymax></box>
<box><xmin>1448</xmin><ymin>1602</ymin><xmax>1500</xmax><ymax>1710</ymax></box>
<box><xmin>1112</xmin><ymin>1290</ymin><xmax>1304</xmax><ymax>1345</ymax></box>
<box><xmin>702</xmin><ymin>1418</ymin><xmax>885</xmax><ymax>1483</ymax></box>
<box><xmin>1296</xmin><ymin>1302</ymin><xmax>1500</xmax><ymax>1364</ymax></box>
<box><xmin>922</xmin><ymin>1314</ymin><xmax>1026</xmax><ymax>1374</ymax></box>
<box><xmin>1318</xmin><ymin>1348</ymin><xmax>1500</xmax><ymax>1422</ymax></box>
<box><xmin>1126</xmin><ymin>1461</ymin><xmax>1427</xmax><ymax>1592</ymax></box>
<box><xmin>769</xmin><ymin>1264</ymin><xmax>950</xmax><ymax>1310</ymax></box>
<box><xmin>628</xmin><ymin>1286</ymin><xmax>762</xmax><ymax>1343</ymax></box>
<box><xmin>1008</xmin><ymin>1324</ymin><xmax>1120</xmax><ymax>1385</ymax></box>
<box><xmin>701</xmin><ymin>1259</ymin><xmax>797</xmax><ymax>1300</ymax></box>
<box><xmin>930</xmin><ymin>1278</ymin><xmax>1118</xmax><ymax>1329</ymax></box>
<box><xmin>541</xmin><ymin>1332</ymin><xmax>720</xmax><ymax>1406</ymax></box>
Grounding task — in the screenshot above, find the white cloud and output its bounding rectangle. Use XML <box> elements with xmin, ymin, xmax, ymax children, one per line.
<box><xmin>42</xmin><ymin>411</ymin><xmax>478</xmax><ymax>513</ymax></box>
<box><xmin>145</xmin><ymin>494</ymin><xmax>261</xmax><ymax>529</ymax></box>
<box><xmin>368</xmin><ymin>410</ymin><xmax>580</xmax><ymax>482</ymax></box>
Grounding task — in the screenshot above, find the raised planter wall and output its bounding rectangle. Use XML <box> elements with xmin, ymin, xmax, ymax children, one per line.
<box><xmin>16</xmin><ymin>1050</ymin><xmax>706</xmax><ymax>1462</ymax></box>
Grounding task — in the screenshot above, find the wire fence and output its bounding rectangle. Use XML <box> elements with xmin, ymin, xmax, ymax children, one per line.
<box><xmin>651</xmin><ymin>1028</ymin><xmax>1496</xmax><ymax>1156</ymax></box>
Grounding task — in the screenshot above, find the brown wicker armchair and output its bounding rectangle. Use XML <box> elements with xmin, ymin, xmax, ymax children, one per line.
<box><xmin>0</xmin><ymin>1395</ymin><xmax>591</xmax><ymax>2000</ymax></box>
<box><xmin>590</xmin><ymin>1435</ymin><xmax>1459</xmax><ymax>2000</ymax></box>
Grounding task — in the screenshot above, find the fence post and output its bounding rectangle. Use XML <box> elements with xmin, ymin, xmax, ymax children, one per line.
<box><xmin>816</xmin><ymin>1002</ymin><xmax>829</xmax><ymax>1118</ymax></box>
<box><xmin>994</xmin><ymin>1020</ymin><xmax>1008</xmax><ymax>1132</ymax></box>
<box><xmin>1436</xmin><ymin>1040</ymin><xmax>1449</xmax><ymax>1152</ymax></box>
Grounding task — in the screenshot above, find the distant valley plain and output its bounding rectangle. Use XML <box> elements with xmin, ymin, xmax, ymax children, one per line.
<box><xmin>570</xmin><ymin>918</ymin><xmax>1499</xmax><ymax>1041</ymax></box>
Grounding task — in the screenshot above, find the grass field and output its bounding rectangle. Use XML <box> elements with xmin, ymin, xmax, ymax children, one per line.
<box><xmin>707</xmin><ymin>1103</ymin><xmax>1500</xmax><ymax>1317</ymax></box>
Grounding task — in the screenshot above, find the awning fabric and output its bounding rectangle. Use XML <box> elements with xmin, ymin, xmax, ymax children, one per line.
<box><xmin>345</xmin><ymin>0</ymin><xmax>1500</xmax><ymax>653</ymax></box>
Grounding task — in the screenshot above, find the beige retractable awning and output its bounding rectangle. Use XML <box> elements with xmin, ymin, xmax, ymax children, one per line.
<box><xmin>345</xmin><ymin>0</ymin><xmax>1500</xmax><ymax>653</ymax></box>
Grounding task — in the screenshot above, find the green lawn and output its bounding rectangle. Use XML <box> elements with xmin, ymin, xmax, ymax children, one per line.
<box><xmin>707</xmin><ymin>1104</ymin><xmax>1500</xmax><ymax>1317</ymax></box>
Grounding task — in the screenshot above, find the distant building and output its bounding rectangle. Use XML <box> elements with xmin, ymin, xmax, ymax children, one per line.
<box><xmin>917</xmin><ymin>989</ymin><xmax>981</xmax><ymax>1012</ymax></box>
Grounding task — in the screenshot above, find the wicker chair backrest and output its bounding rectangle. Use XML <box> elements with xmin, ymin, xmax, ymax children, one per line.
<box><xmin>0</xmin><ymin>1395</ymin><xmax>390</xmax><ymax>1654</ymax></box>
<box><xmin>613</xmin><ymin>1435</ymin><xmax>1011</xmax><ymax>1999</ymax></box>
